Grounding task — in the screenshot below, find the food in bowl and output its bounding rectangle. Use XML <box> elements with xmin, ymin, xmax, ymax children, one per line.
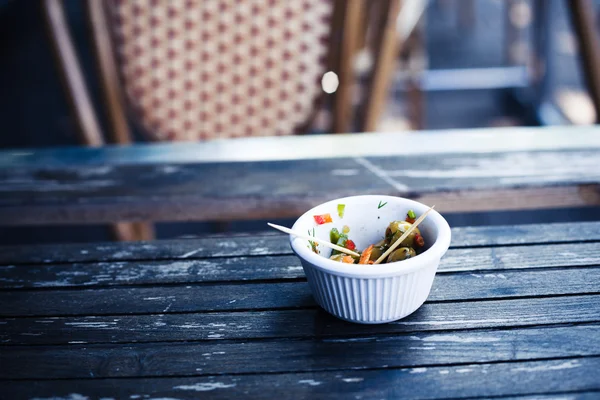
<box><xmin>290</xmin><ymin>195</ymin><xmax>451</xmax><ymax>324</ymax></box>
<box><xmin>326</xmin><ymin>209</ymin><xmax>426</xmax><ymax>265</ymax></box>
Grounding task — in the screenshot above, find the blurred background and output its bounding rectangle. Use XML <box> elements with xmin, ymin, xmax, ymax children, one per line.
<box><xmin>1</xmin><ymin>0</ymin><xmax>599</xmax><ymax>244</ymax></box>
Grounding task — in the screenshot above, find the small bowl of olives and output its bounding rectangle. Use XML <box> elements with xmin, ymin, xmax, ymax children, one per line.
<box><xmin>290</xmin><ymin>195</ymin><xmax>451</xmax><ymax>324</ymax></box>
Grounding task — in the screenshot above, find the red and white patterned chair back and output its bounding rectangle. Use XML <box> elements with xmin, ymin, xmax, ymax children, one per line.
<box><xmin>105</xmin><ymin>0</ymin><xmax>335</xmax><ymax>141</ymax></box>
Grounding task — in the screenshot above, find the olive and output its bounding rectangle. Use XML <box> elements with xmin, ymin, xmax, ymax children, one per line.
<box><xmin>385</xmin><ymin>220</ymin><xmax>416</xmax><ymax>239</ymax></box>
<box><xmin>385</xmin><ymin>221</ymin><xmax>411</xmax><ymax>239</ymax></box>
<box><xmin>367</xmin><ymin>239</ymin><xmax>388</xmax><ymax>261</ymax></box>
<box><xmin>386</xmin><ymin>247</ymin><xmax>416</xmax><ymax>263</ymax></box>
<box><xmin>391</xmin><ymin>228</ymin><xmax>420</xmax><ymax>248</ymax></box>
<box><xmin>369</xmin><ymin>245</ymin><xmax>386</xmax><ymax>261</ymax></box>
<box><xmin>386</xmin><ymin>221</ymin><xmax>421</xmax><ymax>248</ymax></box>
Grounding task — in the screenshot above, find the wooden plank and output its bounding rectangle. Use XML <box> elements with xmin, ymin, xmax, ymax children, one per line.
<box><xmin>0</xmin><ymin>149</ymin><xmax>599</xmax><ymax>225</ymax></box>
<box><xmin>2</xmin><ymin>295</ymin><xmax>599</xmax><ymax>345</ymax></box>
<box><xmin>413</xmin><ymin>185</ymin><xmax>600</xmax><ymax>213</ymax></box>
<box><xmin>0</xmin><ymin>221</ymin><xmax>599</xmax><ymax>265</ymax></box>
<box><xmin>2</xmin><ymin>242</ymin><xmax>600</xmax><ymax>289</ymax></box>
<box><xmin>362</xmin><ymin>149</ymin><xmax>600</xmax><ymax>192</ymax></box>
<box><xmin>0</xmin><ymin>281</ymin><xmax>313</xmax><ymax>317</ymax></box>
<box><xmin>450</xmin><ymin>221</ymin><xmax>600</xmax><ymax>248</ymax></box>
<box><xmin>2</xmin><ymin>126</ymin><xmax>599</xmax><ymax>167</ymax></box>
<box><xmin>2</xmin><ymin>357</ymin><xmax>599</xmax><ymax>399</ymax></box>
<box><xmin>0</xmin><ymin>182</ymin><xmax>595</xmax><ymax>225</ymax></box>
<box><xmin>0</xmin><ymin>256</ymin><xmax>307</xmax><ymax>289</ymax></box>
<box><xmin>0</xmin><ymin>234</ymin><xmax>291</xmax><ymax>264</ymax></box>
<box><xmin>438</xmin><ymin>242</ymin><xmax>600</xmax><ymax>273</ymax></box>
<box><xmin>2</xmin><ymin>324</ymin><xmax>599</xmax><ymax>380</ymax></box>
<box><xmin>1</xmin><ymin>267</ymin><xmax>599</xmax><ymax>317</ymax></box>
<box><xmin>500</xmin><ymin>393</ymin><xmax>600</xmax><ymax>400</ymax></box>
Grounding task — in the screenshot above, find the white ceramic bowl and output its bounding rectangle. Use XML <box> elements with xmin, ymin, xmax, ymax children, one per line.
<box><xmin>291</xmin><ymin>195</ymin><xmax>451</xmax><ymax>324</ymax></box>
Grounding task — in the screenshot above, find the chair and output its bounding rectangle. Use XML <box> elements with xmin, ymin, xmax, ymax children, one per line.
<box><xmin>97</xmin><ymin>0</ymin><xmax>354</xmax><ymax>141</ymax></box>
<box><xmin>565</xmin><ymin>0</ymin><xmax>600</xmax><ymax>123</ymax></box>
<box><xmin>43</xmin><ymin>0</ymin><xmax>377</xmax><ymax>241</ymax></box>
<box><xmin>360</xmin><ymin>0</ymin><xmax>404</xmax><ymax>131</ymax></box>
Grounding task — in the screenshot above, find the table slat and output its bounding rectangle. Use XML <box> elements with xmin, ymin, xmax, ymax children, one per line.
<box><xmin>2</xmin><ymin>127</ymin><xmax>598</xmax><ymax>167</ymax></box>
<box><xmin>1</xmin><ymin>150</ymin><xmax>599</xmax><ymax>225</ymax></box>
<box><xmin>2</xmin><ymin>267</ymin><xmax>598</xmax><ymax>318</ymax></box>
<box><xmin>2</xmin><ymin>357</ymin><xmax>598</xmax><ymax>400</ymax></box>
<box><xmin>2</xmin><ymin>295</ymin><xmax>599</xmax><ymax>345</ymax></box>
<box><xmin>2</xmin><ymin>324</ymin><xmax>598</xmax><ymax>380</ymax></box>
<box><xmin>2</xmin><ymin>242</ymin><xmax>600</xmax><ymax>289</ymax></box>
<box><xmin>1</xmin><ymin>222</ymin><xmax>599</xmax><ymax>265</ymax></box>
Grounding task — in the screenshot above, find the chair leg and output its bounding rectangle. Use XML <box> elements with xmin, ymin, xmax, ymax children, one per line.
<box><xmin>566</xmin><ymin>0</ymin><xmax>600</xmax><ymax>123</ymax></box>
<box><xmin>355</xmin><ymin>0</ymin><xmax>371</xmax><ymax>53</ymax></box>
<box><xmin>87</xmin><ymin>0</ymin><xmax>155</xmax><ymax>241</ymax></box>
<box><xmin>44</xmin><ymin>0</ymin><xmax>150</xmax><ymax>242</ymax></box>
<box><xmin>361</xmin><ymin>0</ymin><xmax>403</xmax><ymax>132</ymax></box>
<box><xmin>43</xmin><ymin>0</ymin><xmax>104</xmax><ymax>145</ymax></box>
<box><xmin>110</xmin><ymin>222</ymin><xmax>155</xmax><ymax>241</ymax></box>
<box><xmin>333</xmin><ymin>0</ymin><xmax>362</xmax><ymax>133</ymax></box>
<box><xmin>405</xmin><ymin>18</ymin><xmax>426</xmax><ymax>130</ymax></box>
<box><xmin>133</xmin><ymin>222</ymin><xmax>155</xmax><ymax>241</ymax></box>
<box><xmin>407</xmin><ymin>80</ymin><xmax>424</xmax><ymax>130</ymax></box>
<box><xmin>111</xmin><ymin>222</ymin><xmax>139</xmax><ymax>242</ymax></box>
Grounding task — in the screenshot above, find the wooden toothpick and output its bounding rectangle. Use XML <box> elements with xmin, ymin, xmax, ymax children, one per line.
<box><xmin>267</xmin><ymin>223</ymin><xmax>360</xmax><ymax>258</ymax></box>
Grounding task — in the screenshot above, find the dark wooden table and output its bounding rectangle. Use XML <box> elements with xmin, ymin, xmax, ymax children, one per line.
<box><xmin>1</xmin><ymin>221</ymin><xmax>599</xmax><ymax>399</ymax></box>
<box><xmin>1</xmin><ymin>126</ymin><xmax>599</xmax><ymax>226</ymax></box>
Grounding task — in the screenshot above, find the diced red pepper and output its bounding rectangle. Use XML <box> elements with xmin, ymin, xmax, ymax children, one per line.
<box><xmin>414</xmin><ymin>233</ymin><xmax>425</xmax><ymax>247</ymax></box>
<box><xmin>314</xmin><ymin>213</ymin><xmax>333</xmax><ymax>225</ymax></box>
<box><xmin>345</xmin><ymin>239</ymin><xmax>356</xmax><ymax>251</ymax></box>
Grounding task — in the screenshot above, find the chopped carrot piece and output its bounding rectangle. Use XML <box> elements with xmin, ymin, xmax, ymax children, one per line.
<box><xmin>359</xmin><ymin>245</ymin><xmax>374</xmax><ymax>264</ymax></box>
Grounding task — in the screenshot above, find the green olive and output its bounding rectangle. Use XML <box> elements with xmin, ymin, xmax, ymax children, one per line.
<box><xmin>391</xmin><ymin>228</ymin><xmax>420</xmax><ymax>248</ymax></box>
<box><xmin>386</xmin><ymin>247</ymin><xmax>416</xmax><ymax>263</ymax></box>
<box><xmin>367</xmin><ymin>239</ymin><xmax>388</xmax><ymax>261</ymax></box>
<box><xmin>369</xmin><ymin>246</ymin><xmax>386</xmax><ymax>261</ymax></box>
<box><xmin>385</xmin><ymin>221</ymin><xmax>411</xmax><ymax>239</ymax></box>
<box><xmin>386</xmin><ymin>221</ymin><xmax>421</xmax><ymax>248</ymax></box>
